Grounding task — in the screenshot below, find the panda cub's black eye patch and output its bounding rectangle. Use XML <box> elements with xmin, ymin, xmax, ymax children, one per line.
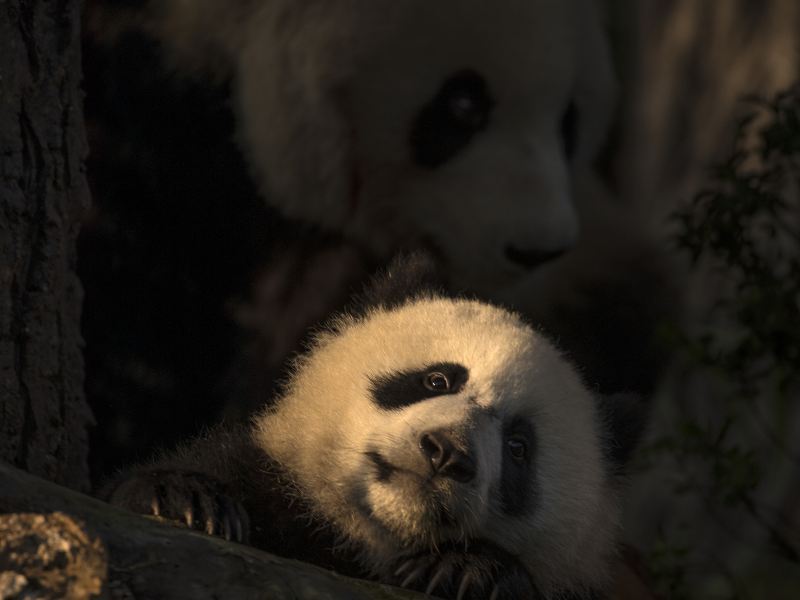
<box><xmin>410</xmin><ymin>69</ymin><xmax>494</xmax><ymax>168</ymax></box>
<box><xmin>500</xmin><ymin>417</ymin><xmax>536</xmax><ymax>516</ymax></box>
<box><xmin>370</xmin><ymin>362</ymin><xmax>469</xmax><ymax>410</ymax></box>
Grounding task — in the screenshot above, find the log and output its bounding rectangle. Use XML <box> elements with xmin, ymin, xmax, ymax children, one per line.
<box><xmin>0</xmin><ymin>461</ymin><xmax>426</xmax><ymax>600</ymax></box>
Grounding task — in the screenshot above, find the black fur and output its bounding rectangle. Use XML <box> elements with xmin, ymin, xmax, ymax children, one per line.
<box><xmin>500</xmin><ymin>417</ymin><xmax>537</xmax><ymax>516</ymax></box>
<box><xmin>410</xmin><ymin>69</ymin><xmax>495</xmax><ymax>168</ymax></box>
<box><xmin>365</xmin><ymin>451</ymin><xmax>396</xmax><ymax>482</ymax></box>
<box><xmin>350</xmin><ymin>250</ymin><xmax>445</xmax><ymax>315</ymax></box>
<box><xmin>369</xmin><ymin>362</ymin><xmax>469</xmax><ymax>410</ymax></box>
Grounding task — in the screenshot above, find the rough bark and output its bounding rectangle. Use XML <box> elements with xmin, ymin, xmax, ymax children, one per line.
<box><xmin>0</xmin><ymin>462</ymin><xmax>427</xmax><ymax>600</ymax></box>
<box><xmin>0</xmin><ymin>512</ymin><xmax>106</xmax><ymax>599</ymax></box>
<box><xmin>0</xmin><ymin>0</ymin><xmax>92</xmax><ymax>490</ymax></box>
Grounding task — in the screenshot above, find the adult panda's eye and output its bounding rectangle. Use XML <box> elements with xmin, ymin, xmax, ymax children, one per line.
<box><xmin>423</xmin><ymin>371</ymin><xmax>450</xmax><ymax>392</ymax></box>
<box><xmin>560</xmin><ymin>101</ymin><xmax>579</xmax><ymax>160</ymax></box>
<box><xmin>507</xmin><ymin>437</ymin><xmax>527</xmax><ymax>462</ymax></box>
<box><xmin>410</xmin><ymin>69</ymin><xmax>494</xmax><ymax>168</ymax></box>
<box><xmin>448</xmin><ymin>84</ymin><xmax>490</xmax><ymax>130</ymax></box>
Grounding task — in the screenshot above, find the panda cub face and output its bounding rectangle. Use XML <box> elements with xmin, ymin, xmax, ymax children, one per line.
<box><xmin>255</xmin><ymin>296</ymin><xmax>619</xmax><ymax>593</ymax></box>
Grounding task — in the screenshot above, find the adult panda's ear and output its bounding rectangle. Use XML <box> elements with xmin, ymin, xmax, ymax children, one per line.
<box><xmin>352</xmin><ymin>250</ymin><xmax>446</xmax><ymax>314</ymax></box>
<box><xmin>597</xmin><ymin>392</ymin><xmax>650</xmax><ymax>469</ymax></box>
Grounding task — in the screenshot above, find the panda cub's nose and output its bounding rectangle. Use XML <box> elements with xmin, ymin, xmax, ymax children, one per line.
<box><xmin>419</xmin><ymin>430</ymin><xmax>476</xmax><ymax>483</ymax></box>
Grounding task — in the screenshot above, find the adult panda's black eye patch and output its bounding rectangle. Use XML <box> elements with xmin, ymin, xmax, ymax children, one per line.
<box><xmin>560</xmin><ymin>101</ymin><xmax>579</xmax><ymax>160</ymax></box>
<box><xmin>410</xmin><ymin>69</ymin><xmax>494</xmax><ymax>168</ymax></box>
<box><xmin>369</xmin><ymin>362</ymin><xmax>469</xmax><ymax>410</ymax></box>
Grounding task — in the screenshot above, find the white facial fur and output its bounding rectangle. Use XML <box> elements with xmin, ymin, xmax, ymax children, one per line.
<box><xmin>254</xmin><ymin>297</ymin><xmax>619</xmax><ymax>595</ymax></box>
<box><xmin>151</xmin><ymin>0</ymin><xmax>616</xmax><ymax>293</ymax></box>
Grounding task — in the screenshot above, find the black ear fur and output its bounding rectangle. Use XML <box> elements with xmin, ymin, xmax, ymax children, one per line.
<box><xmin>598</xmin><ymin>392</ymin><xmax>649</xmax><ymax>469</ymax></box>
<box><xmin>351</xmin><ymin>250</ymin><xmax>446</xmax><ymax>315</ymax></box>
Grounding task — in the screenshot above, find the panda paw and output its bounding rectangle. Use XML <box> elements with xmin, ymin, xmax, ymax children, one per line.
<box><xmin>390</xmin><ymin>541</ymin><xmax>538</xmax><ymax>600</ymax></box>
<box><xmin>107</xmin><ymin>470</ymin><xmax>250</xmax><ymax>543</ymax></box>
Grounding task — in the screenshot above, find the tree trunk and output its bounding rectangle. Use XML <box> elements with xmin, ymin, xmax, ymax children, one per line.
<box><xmin>0</xmin><ymin>0</ymin><xmax>92</xmax><ymax>491</ymax></box>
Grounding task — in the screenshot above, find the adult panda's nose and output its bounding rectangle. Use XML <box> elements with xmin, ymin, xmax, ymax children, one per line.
<box><xmin>419</xmin><ymin>430</ymin><xmax>476</xmax><ymax>483</ymax></box>
<box><xmin>504</xmin><ymin>244</ymin><xmax>568</xmax><ymax>270</ymax></box>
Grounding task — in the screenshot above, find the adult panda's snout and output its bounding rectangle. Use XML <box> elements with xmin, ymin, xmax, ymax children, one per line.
<box><xmin>419</xmin><ymin>429</ymin><xmax>476</xmax><ymax>483</ymax></box>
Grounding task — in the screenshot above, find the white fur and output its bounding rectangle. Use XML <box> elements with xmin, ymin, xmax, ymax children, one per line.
<box><xmin>254</xmin><ymin>296</ymin><xmax>619</xmax><ymax>596</ymax></box>
<box><xmin>144</xmin><ymin>0</ymin><xmax>616</xmax><ymax>293</ymax></box>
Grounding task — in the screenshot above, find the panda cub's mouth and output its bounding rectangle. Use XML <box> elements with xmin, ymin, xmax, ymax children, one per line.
<box><xmin>363</xmin><ymin>450</ymin><xmax>466</xmax><ymax>534</ymax></box>
<box><xmin>365</xmin><ymin>451</ymin><xmax>397</xmax><ymax>483</ymax></box>
<box><xmin>365</xmin><ymin>449</ymin><xmax>459</xmax><ymax>491</ymax></box>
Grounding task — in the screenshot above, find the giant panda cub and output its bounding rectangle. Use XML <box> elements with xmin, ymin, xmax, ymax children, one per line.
<box><xmin>106</xmin><ymin>256</ymin><xmax>642</xmax><ymax>599</ymax></box>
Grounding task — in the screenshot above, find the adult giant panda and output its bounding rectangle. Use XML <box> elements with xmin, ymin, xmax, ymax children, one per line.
<box><xmin>107</xmin><ymin>0</ymin><xmax>616</xmax><ymax>290</ymax></box>
<box><xmin>106</xmin><ymin>255</ymin><xmax>643</xmax><ymax>599</ymax></box>
<box><xmin>82</xmin><ymin>0</ymin><xmax>673</xmax><ymax>481</ymax></box>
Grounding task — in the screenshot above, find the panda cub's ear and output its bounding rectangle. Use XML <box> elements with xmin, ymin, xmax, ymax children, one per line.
<box><xmin>352</xmin><ymin>250</ymin><xmax>446</xmax><ymax>315</ymax></box>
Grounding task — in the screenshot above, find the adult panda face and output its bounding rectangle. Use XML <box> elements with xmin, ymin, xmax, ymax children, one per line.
<box><xmin>340</xmin><ymin>0</ymin><xmax>615</xmax><ymax>293</ymax></box>
<box><xmin>256</xmin><ymin>296</ymin><xmax>619</xmax><ymax>590</ymax></box>
<box><xmin>233</xmin><ymin>0</ymin><xmax>615</xmax><ymax>295</ymax></box>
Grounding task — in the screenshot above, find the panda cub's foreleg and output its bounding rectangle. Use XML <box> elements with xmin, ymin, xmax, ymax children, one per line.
<box><xmin>389</xmin><ymin>540</ymin><xmax>539</xmax><ymax>599</ymax></box>
<box><xmin>107</xmin><ymin>469</ymin><xmax>250</xmax><ymax>543</ymax></box>
<box><xmin>103</xmin><ymin>426</ymin><xmax>263</xmax><ymax>544</ymax></box>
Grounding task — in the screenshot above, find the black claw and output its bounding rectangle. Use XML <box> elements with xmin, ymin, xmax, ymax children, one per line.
<box><xmin>395</xmin><ymin>559</ymin><xmax>416</xmax><ymax>578</ymax></box>
<box><xmin>154</xmin><ymin>482</ymin><xmax>168</xmax><ymax>516</ymax></box>
<box><xmin>400</xmin><ymin>563</ymin><xmax>428</xmax><ymax>589</ymax></box>
<box><xmin>190</xmin><ymin>489</ymin><xmax>204</xmax><ymax>531</ymax></box>
<box><xmin>233</xmin><ymin>517</ymin><xmax>242</xmax><ymax>543</ymax></box>
<box><xmin>425</xmin><ymin>565</ymin><xmax>449</xmax><ymax>595</ymax></box>
<box><xmin>387</xmin><ymin>540</ymin><xmax>536</xmax><ymax>600</ymax></box>
<box><xmin>183</xmin><ymin>506</ymin><xmax>194</xmax><ymax>528</ymax></box>
<box><xmin>456</xmin><ymin>572</ymin><xmax>473</xmax><ymax>600</ymax></box>
<box><xmin>235</xmin><ymin>500</ymin><xmax>250</xmax><ymax>543</ymax></box>
<box><xmin>149</xmin><ymin>494</ymin><xmax>161</xmax><ymax>518</ymax></box>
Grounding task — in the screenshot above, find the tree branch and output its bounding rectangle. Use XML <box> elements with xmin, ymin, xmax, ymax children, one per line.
<box><xmin>0</xmin><ymin>462</ymin><xmax>425</xmax><ymax>600</ymax></box>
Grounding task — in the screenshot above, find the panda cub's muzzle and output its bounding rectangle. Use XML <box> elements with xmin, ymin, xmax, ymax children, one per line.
<box><xmin>366</xmin><ymin>427</ymin><xmax>476</xmax><ymax>487</ymax></box>
<box><xmin>362</xmin><ymin>419</ymin><xmax>487</xmax><ymax>541</ymax></box>
<box><xmin>418</xmin><ymin>429</ymin><xmax>476</xmax><ymax>483</ymax></box>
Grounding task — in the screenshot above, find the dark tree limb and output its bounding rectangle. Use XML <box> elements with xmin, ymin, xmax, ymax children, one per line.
<box><xmin>0</xmin><ymin>462</ymin><xmax>427</xmax><ymax>599</ymax></box>
<box><xmin>0</xmin><ymin>0</ymin><xmax>92</xmax><ymax>491</ymax></box>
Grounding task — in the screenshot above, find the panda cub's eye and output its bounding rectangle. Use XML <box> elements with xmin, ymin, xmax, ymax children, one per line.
<box><xmin>507</xmin><ymin>437</ymin><xmax>527</xmax><ymax>462</ymax></box>
<box><xmin>423</xmin><ymin>371</ymin><xmax>450</xmax><ymax>392</ymax></box>
<box><xmin>410</xmin><ymin>69</ymin><xmax>494</xmax><ymax>168</ymax></box>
